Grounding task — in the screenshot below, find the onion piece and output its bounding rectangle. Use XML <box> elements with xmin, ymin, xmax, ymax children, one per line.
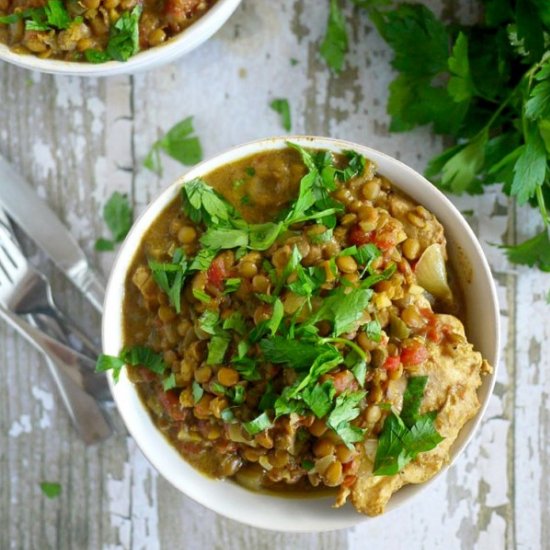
<box><xmin>414</xmin><ymin>243</ymin><xmax>453</xmax><ymax>302</ymax></box>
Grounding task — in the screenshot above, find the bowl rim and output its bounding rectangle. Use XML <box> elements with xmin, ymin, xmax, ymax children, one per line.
<box><xmin>103</xmin><ymin>135</ymin><xmax>500</xmax><ymax>532</ymax></box>
<box><xmin>0</xmin><ymin>0</ymin><xmax>241</xmax><ymax>76</ymax></box>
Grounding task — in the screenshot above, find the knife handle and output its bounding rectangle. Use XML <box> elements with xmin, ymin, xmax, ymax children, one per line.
<box><xmin>42</xmin><ymin>354</ymin><xmax>112</xmax><ymax>444</ymax></box>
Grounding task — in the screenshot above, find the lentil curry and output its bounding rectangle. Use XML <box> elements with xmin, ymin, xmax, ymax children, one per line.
<box><xmin>99</xmin><ymin>144</ymin><xmax>491</xmax><ymax>516</ymax></box>
<box><xmin>0</xmin><ymin>0</ymin><xmax>216</xmax><ymax>62</ymax></box>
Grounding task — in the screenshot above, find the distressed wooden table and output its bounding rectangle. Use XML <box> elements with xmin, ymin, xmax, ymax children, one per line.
<box><xmin>1</xmin><ymin>1</ymin><xmax>549</xmax><ymax>549</ymax></box>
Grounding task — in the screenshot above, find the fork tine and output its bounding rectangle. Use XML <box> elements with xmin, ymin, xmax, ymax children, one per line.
<box><xmin>0</xmin><ymin>223</ymin><xmax>26</xmax><ymax>291</ymax></box>
<box><xmin>0</xmin><ymin>224</ymin><xmax>25</xmax><ymax>267</ymax></box>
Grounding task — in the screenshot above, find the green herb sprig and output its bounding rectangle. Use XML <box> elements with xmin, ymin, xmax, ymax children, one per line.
<box><xmin>95</xmin><ymin>191</ymin><xmax>133</xmax><ymax>252</ymax></box>
<box><xmin>144</xmin><ymin>116</ymin><xmax>203</xmax><ymax>177</ymax></box>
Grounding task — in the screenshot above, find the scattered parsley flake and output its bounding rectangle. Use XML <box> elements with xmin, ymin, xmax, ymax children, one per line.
<box><xmin>40</xmin><ymin>482</ymin><xmax>61</xmax><ymax>499</ymax></box>
<box><xmin>95</xmin><ymin>191</ymin><xmax>133</xmax><ymax>252</ymax></box>
<box><xmin>270</xmin><ymin>98</ymin><xmax>292</xmax><ymax>132</ymax></box>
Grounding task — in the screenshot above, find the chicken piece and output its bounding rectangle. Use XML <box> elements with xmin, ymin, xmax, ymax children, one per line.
<box><xmin>346</xmin><ymin>315</ymin><xmax>491</xmax><ymax>516</ymax></box>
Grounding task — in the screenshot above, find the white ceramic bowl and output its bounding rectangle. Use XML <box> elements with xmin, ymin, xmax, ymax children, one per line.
<box><xmin>0</xmin><ymin>0</ymin><xmax>241</xmax><ymax>76</ymax></box>
<box><xmin>103</xmin><ymin>136</ymin><xmax>500</xmax><ymax>532</ymax></box>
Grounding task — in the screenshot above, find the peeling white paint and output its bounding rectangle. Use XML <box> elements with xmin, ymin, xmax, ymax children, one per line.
<box><xmin>9</xmin><ymin>414</ymin><xmax>32</xmax><ymax>437</ymax></box>
<box><xmin>106</xmin><ymin>438</ymin><xmax>159</xmax><ymax>550</ymax></box>
<box><xmin>31</xmin><ymin>141</ymin><xmax>56</xmax><ymax>179</ymax></box>
<box><xmin>31</xmin><ymin>386</ymin><xmax>54</xmax><ymax>429</ymax></box>
<box><xmin>87</xmin><ymin>97</ymin><xmax>106</xmax><ymax>136</ymax></box>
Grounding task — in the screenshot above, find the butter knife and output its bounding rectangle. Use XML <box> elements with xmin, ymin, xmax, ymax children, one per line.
<box><xmin>0</xmin><ymin>156</ymin><xmax>105</xmax><ymax>313</ymax></box>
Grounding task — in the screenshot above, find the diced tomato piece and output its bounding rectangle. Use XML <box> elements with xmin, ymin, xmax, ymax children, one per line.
<box><xmin>373</xmin><ymin>234</ymin><xmax>396</xmax><ymax>252</ymax></box>
<box><xmin>138</xmin><ymin>367</ymin><xmax>156</xmax><ymax>382</ymax></box>
<box><xmin>401</xmin><ymin>341</ymin><xmax>429</xmax><ymax>366</ymax></box>
<box><xmin>157</xmin><ymin>389</ymin><xmax>186</xmax><ymax>421</ymax></box>
<box><xmin>383</xmin><ymin>356</ymin><xmax>401</xmax><ymax>372</ymax></box>
<box><xmin>348</xmin><ymin>224</ymin><xmax>374</xmax><ymax>246</ymax></box>
<box><xmin>322</xmin><ymin>370</ymin><xmax>358</xmax><ymax>394</ymax></box>
<box><xmin>207</xmin><ymin>256</ymin><xmax>228</xmax><ymax>288</ymax></box>
<box><xmin>342</xmin><ymin>475</ymin><xmax>357</xmax><ymax>487</ymax></box>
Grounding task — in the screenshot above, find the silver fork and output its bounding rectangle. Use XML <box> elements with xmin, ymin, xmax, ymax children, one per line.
<box><xmin>0</xmin><ymin>216</ymin><xmax>101</xmax><ymax>359</ymax></box>
<box><xmin>0</xmin><ymin>217</ymin><xmax>112</xmax><ymax>443</ymax></box>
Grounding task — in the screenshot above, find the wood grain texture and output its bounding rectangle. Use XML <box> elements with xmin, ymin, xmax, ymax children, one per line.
<box><xmin>1</xmin><ymin>1</ymin><xmax>548</xmax><ymax>548</ymax></box>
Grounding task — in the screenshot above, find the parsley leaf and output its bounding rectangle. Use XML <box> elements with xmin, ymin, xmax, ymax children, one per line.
<box><xmin>96</xmin><ymin>345</ymin><xmax>167</xmax><ymax>383</ymax></box>
<box><xmin>260</xmin><ymin>337</ymin><xmax>336</xmax><ymax>370</ymax></box>
<box><xmin>162</xmin><ymin>373</ymin><xmax>177</xmax><ymax>391</ymax></box>
<box><xmin>224</xmin><ymin>278</ymin><xmax>241</xmax><ymax>294</ymax></box>
<box><xmin>320</xmin><ymin>0</ymin><xmax>348</xmax><ymax>73</ymax></box>
<box><xmin>370</xmin><ymin>4</ymin><xmax>448</xmax><ymax>77</ymax></box>
<box><xmin>400</xmin><ymin>376</ymin><xmax>428</xmax><ymax>428</ymax></box>
<box><xmin>107</xmin><ymin>5</ymin><xmax>142</xmax><ymax>61</ymax></box>
<box><xmin>95</xmin><ymin>191</ymin><xmax>133</xmax><ymax>251</ymax></box>
<box><xmin>207</xmin><ymin>334</ymin><xmax>230</xmax><ymax>365</ymax></box>
<box><xmin>95</xmin><ymin>354</ymin><xmax>126</xmax><ymax>383</ymax></box>
<box><xmin>310</xmin><ymin>286</ymin><xmax>373</xmax><ymax>336</ymax></box>
<box><xmin>363</xmin><ymin>319</ymin><xmax>382</xmax><ymax>342</ymax></box>
<box><xmin>148</xmin><ymin>248</ymin><xmax>188</xmax><ymax>313</ymax></box>
<box><xmin>447</xmin><ymin>32</ymin><xmax>476</xmax><ymax>103</ymax></box>
<box><xmin>223</xmin><ymin>311</ymin><xmax>247</xmax><ymax>335</ymax></box>
<box><xmin>243</xmin><ymin>412</ymin><xmax>272</xmax><ymax>435</ymax></box>
<box><xmin>144</xmin><ymin>117</ymin><xmax>203</xmax><ymax>177</ymax></box>
<box><xmin>501</xmin><ymin>230</ymin><xmax>550</xmax><ymax>271</ymax></box>
<box><xmin>525</xmin><ymin>61</ymin><xmax>550</xmax><ymax>120</ymax></box>
<box><xmin>302</xmin><ymin>380</ymin><xmax>336</xmax><ymax>418</ymax></box>
<box><xmin>40</xmin><ymin>482</ymin><xmax>61</xmax><ymax>499</ymax></box>
<box><xmin>373</xmin><ymin>377</ymin><xmax>444</xmax><ymax>475</ymax></box>
<box><xmin>192</xmin><ymin>381</ymin><xmax>204</xmax><ymax>403</ymax></box>
<box><xmin>267</xmin><ymin>298</ymin><xmax>284</xmax><ymax>335</ymax></box>
<box><xmin>327</xmin><ymin>391</ymin><xmax>366</xmax><ymax>448</ymax></box>
<box><xmin>181</xmin><ymin>178</ymin><xmax>234</xmax><ymax>225</ymax></box>
<box><xmin>199</xmin><ymin>310</ymin><xmax>220</xmax><ymax>335</ymax></box>
<box><xmin>270</xmin><ymin>98</ymin><xmax>292</xmax><ymax>131</ymax></box>
<box><xmin>510</xmin><ymin>122</ymin><xmax>547</xmax><ymax>204</ymax></box>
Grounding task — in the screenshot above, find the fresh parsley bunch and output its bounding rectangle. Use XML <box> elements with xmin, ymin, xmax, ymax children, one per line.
<box><xmin>321</xmin><ymin>0</ymin><xmax>550</xmax><ymax>272</ymax></box>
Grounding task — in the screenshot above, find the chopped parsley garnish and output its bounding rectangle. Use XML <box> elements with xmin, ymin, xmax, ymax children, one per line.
<box><xmin>363</xmin><ymin>319</ymin><xmax>382</xmax><ymax>343</ymax></box>
<box><xmin>149</xmin><ymin>248</ymin><xmax>188</xmax><ymax>313</ymax></box>
<box><xmin>40</xmin><ymin>482</ymin><xmax>61</xmax><ymax>499</ymax></box>
<box><xmin>124</xmin><ymin>143</ymin><xmax>435</xmax><ymax>458</ymax></box>
<box><xmin>192</xmin><ymin>288</ymin><xmax>211</xmax><ymax>303</ymax></box>
<box><xmin>243</xmin><ymin>412</ymin><xmax>272</xmax><ymax>435</ymax></box>
<box><xmin>144</xmin><ymin>116</ymin><xmax>203</xmax><ymax>177</ymax></box>
<box><xmin>192</xmin><ymin>381</ymin><xmax>204</xmax><ymax>404</ymax></box>
<box><xmin>95</xmin><ymin>345</ymin><xmax>167</xmax><ymax>383</ymax></box>
<box><xmin>206</xmin><ymin>334</ymin><xmax>230</xmax><ymax>365</ymax></box>
<box><xmin>373</xmin><ymin>376</ymin><xmax>444</xmax><ymax>475</ymax></box>
<box><xmin>0</xmin><ymin>0</ymin><xmax>71</xmax><ymax>31</ymax></box>
<box><xmin>95</xmin><ymin>191</ymin><xmax>133</xmax><ymax>252</ymax></box>
<box><xmin>223</xmin><ymin>278</ymin><xmax>242</xmax><ymax>294</ymax></box>
<box><xmin>270</xmin><ymin>98</ymin><xmax>292</xmax><ymax>132</ymax></box>
<box><xmin>327</xmin><ymin>391</ymin><xmax>367</xmax><ymax>448</ymax></box>
<box><xmin>84</xmin><ymin>5</ymin><xmax>142</xmax><ymax>63</ymax></box>
<box><xmin>162</xmin><ymin>373</ymin><xmax>177</xmax><ymax>391</ymax></box>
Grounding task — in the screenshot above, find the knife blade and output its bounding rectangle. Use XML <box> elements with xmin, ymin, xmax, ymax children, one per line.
<box><xmin>0</xmin><ymin>155</ymin><xmax>105</xmax><ymax>313</ymax></box>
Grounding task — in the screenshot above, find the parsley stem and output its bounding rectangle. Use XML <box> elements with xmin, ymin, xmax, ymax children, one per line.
<box><xmin>322</xmin><ymin>337</ymin><xmax>367</xmax><ymax>361</ymax></box>
<box><xmin>536</xmin><ymin>185</ymin><xmax>550</xmax><ymax>226</ymax></box>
